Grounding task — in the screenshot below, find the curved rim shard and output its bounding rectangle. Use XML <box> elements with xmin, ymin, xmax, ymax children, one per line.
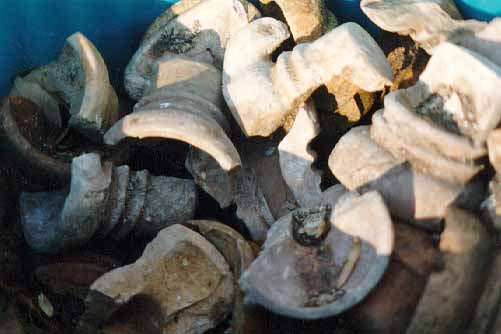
<box><xmin>104</xmin><ymin>109</ymin><xmax>241</xmax><ymax>171</ymax></box>
<box><xmin>68</xmin><ymin>33</ymin><xmax>119</xmax><ymax>134</ymax></box>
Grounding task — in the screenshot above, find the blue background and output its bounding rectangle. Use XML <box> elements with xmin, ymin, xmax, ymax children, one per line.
<box><xmin>0</xmin><ymin>0</ymin><xmax>499</xmax><ymax>96</ymax></box>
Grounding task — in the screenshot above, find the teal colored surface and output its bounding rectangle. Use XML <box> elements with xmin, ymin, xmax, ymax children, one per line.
<box><xmin>0</xmin><ymin>0</ymin><xmax>178</xmax><ymax>96</ymax></box>
<box><xmin>0</xmin><ymin>0</ymin><xmax>498</xmax><ymax>97</ymax></box>
<box><xmin>455</xmin><ymin>0</ymin><xmax>501</xmax><ymax>20</ymax></box>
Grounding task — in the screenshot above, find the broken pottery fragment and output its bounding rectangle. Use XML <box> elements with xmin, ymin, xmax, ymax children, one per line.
<box><xmin>223</xmin><ymin>18</ymin><xmax>393</xmax><ymax>137</ymax></box>
<box><xmin>278</xmin><ymin>101</ymin><xmax>322</xmax><ymax>208</ymax></box>
<box><xmin>467</xmin><ymin>250</ymin><xmax>501</xmax><ymax>334</ymax></box>
<box><xmin>20</xmin><ymin>153</ymin><xmax>197</xmax><ymax>253</ymax></box>
<box><xmin>488</xmin><ymin>129</ymin><xmax>501</xmax><ymax>174</ymax></box>
<box><xmin>185</xmin><ymin>220</ymin><xmax>265</xmax><ymax>334</ymax></box>
<box><xmin>482</xmin><ymin>177</ymin><xmax>501</xmax><ymax>231</ymax></box>
<box><xmin>241</xmin><ymin>191</ymin><xmax>394</xmax><ymax>319</ymax></box>
<box><xmin>186</xmin><ymin>148</ymin><xmax>273</xmax><ymax>241</ymax></box>
<box><xmin>35</xmin><ymin>254</ymin><xmax>121</xmax><ymax>299</ymax></box>
<box><xmin>0</xmin><ymin>97</ymin><xmax>71</xmax><ymax>186</ymax></box>
<box><xmin>259</xmin><ymin>0</ymin><xmax>337</xmax><ymax>43</ymax></box>
<box><xmin>360</xmin><ymin>0</ymin><xmax>486</xmax><ymax>54</ymax></box>
<box><xmin>329</xmin><ymin>126</ymin><xmax>483</xmax><ymax>230</ymax></box>
<box><xmin>10</xmin><ymin>76</ymin><xmax>62</xmax><ymax>126</ymax></box>
<box><xmin>406</xmin><ymin>207</ymin><xmax>492</xmax><ymax>334</ymax></box>
<box><xmin>142</xmin><ymin>0</ymin><xmax>260</xmax><ymax>43</ymax></box>
<box><xmin>87</xmin><ymin>224</ymin><xmax>234</xmax><ymax>334</ymax></box>
<box><xmin>371</xmin><ymin>43</ymin><xmax>501</xmax><ymax>184</ymax></box>
<box><xmin>124</xmin><ymin>0</ymin><xmax>257</xmax><ymax>100</ymax></box>
<box><xmin>239</xmin><ymin>136</ymin><xmax>297</xmax><ymax>221</ymax></box>
<box><xmin>347</xmin><ymin>224</ymin><xmax>442</xmax><ymax>334</ymax></box>
<box><xmin>108</xmin><ymin>56</ymin><xmax>241</xmax><ymax>172</ymax></box>
<box><xmin>186</xmin><ymin>131</ymin><xmax>297</xmax><ymax>241</ymax></box>
<box><xmin>19</xmin><ymin>32</ymin><xmax>118</xmax><ymax>138</ymax></box>
<box><xmin>322</xmin><ymin>75</ymin><xmax>375</xmax><ymax>122</ymax></box>
<box><xmin>455</xmin><ymin>18</ymin><xmax>501</xmax><ymax>68</ymax></box>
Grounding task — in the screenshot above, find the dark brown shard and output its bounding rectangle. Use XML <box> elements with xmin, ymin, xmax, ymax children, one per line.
<box><xmin>0</xmin><ymin>97</ymin><xmax>70</xmax><ymax>187</ymax></box>
<box><xmin>407</xmin><ymin>207</ymin><xmax>492</xmax><ymax>334</ymax></box>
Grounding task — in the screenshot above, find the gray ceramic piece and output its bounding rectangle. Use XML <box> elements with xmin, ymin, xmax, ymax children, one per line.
<box><xmin>240</xmin><ymin>191</ymin><xmax>394</xmax><ymax>319</ymax></box>
<box><xmin>20</xmin><ymin>153</ymin><xmax>198</xmax><ymax>253</ymax></box>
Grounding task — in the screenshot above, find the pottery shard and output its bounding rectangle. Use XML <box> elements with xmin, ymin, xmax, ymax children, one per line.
<box><xmin>360</xmin><ymin>0</ymin><xmax>486</xmax><ymax>54</ymax></box>
<box><xmin>346</xmin><ymin>261</ymin><xmax>424</xmax><ymax>334</ymax></box>
<box><xmin>259</xmin><ymin>0</ymin><xmax>337</xmax><ymax>43</ymax></box>
<box><xmin>142</xmin><ymin>0</ymin><xmax>260</xmax><ymax>43</ymax></box>
<box><xmin>23</xmin><ymin>32</ymin><xmax>119</xmax><ymax>137</ymax></box>
<box><xmin>346</xmin><ymin>223</ymin><xmax>442</xmax><ymax>333</ymax></box>
<box><xmin>89</xmin><ymin>224</ymin><xmax>234</xmax><ymax>334</ymax></box>
<box><xmin>323</xmin><ymin>75</ymin><xmax>375</xmax><ymax>122</ymax></box>
<box><xmin>488</xmin><ymin>129</ymin><xmax>501</xmax><ymax>174</ymax></box>
<box><xmin>482</xmin><ymin>177</ymin><xmax>501</xmax><ymax>231</ymax></box>
<box><xmin>125</xmin><ymin>0</ymin><xmax>254</xmax><ymax>100</ymax></box>
<box><xmin>278</xmin><ymin>101</ymin><xmax>322</xmax><ymax>208</ymax></box>
<box><xmin>185</xmin><ymin>220</ymin><xmax>265</xmax><ymax>334</ymax></box>
<box><xmin>328</xmin><ymin>126</ymin><xmax>483</xmax><ymax>230</ymax></box>
<box><xmin>371</xmin><ymin>43</ymin><xmax>501</xmax><ymax>184</ymax></box>
<box><xmin>406</xmin><ymin>207</ymin><xmax>492</xmax><ymax>334</ymax></box>
<box><xmin>454</xmin><ymin>18</ymin><xmax>501</xmax><ymax>68</ymax></box>
<box><xmin>241</xmin><ymin>191</ymin><xmax>394</xmax><ymax>320</ymax></box>
<box><xmin>467</xmin><ymin>250</ymin><xmax>501</xmax><ymax>334</ymax></box>
<box><xmin>10</xmin><ymin>76</ymin><xmax>62</xmax><ymax>126</ymax></box>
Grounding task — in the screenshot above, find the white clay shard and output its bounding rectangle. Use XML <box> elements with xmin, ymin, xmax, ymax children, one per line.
<box><xmin>371</xmin><ymin>110</ymin><xmax>483</xmax><ymax>184</ymax></box>
<box><xmin>240</xmin><ymin>191</ymin><xmax>394</xmax><ymax>319</ymax></box>
<box><xmin>21</xmin><ymin>32</ymin><xmax>118</xmax><ymax>137</ymax></box>
<box><xmin>125</xmin><ymin>0</ymin><xmax>256</xmax><ymax>100</ymax></box>
<box><xmin>360</xmin><ymin>0</ymin><xmax>486</xmax><ymax>54</ymax></box>
<box><xmin>259</xmin><ymin>0</ymin><xmax>337</xmax><ymax>42</ymax></box>
<box><xmin>371</xmin><ymin>43</ymin><xmax>501</xmax><ymax>184</ymax></box>
<box><xmin>329</xmin><ymin>126</ymin><xmax>483</xmax><ymax>230</ymax></box>
<box><xmin>143</xmin><ymin>0</ymin><xmax>260</xmax><ymax>43</ymax></box>
<box><xmin>278</xmin><ymin>101</ymin><xmax>323</xmax><ymax>208</ymax></box>
<box><xmin>223</xmin><ymin>18</ymin><xmax>393</xmax><ymax>137</ymax></box>
<box><xmin>107</xmin><ymin>57</ymin><xmax>241</xmax><ymax>172</ymax></box>
<box><xmin>488</xmin><ymin>129</ymin><xmax>501</xmax><ymax>174</ymax></box>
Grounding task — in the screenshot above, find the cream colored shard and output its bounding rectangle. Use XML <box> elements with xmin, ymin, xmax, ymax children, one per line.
<box><xmin>125</xmin><ymin>0</ymin><xmax>257</xmax><ymax>100</ymax></box>
<box><xmin>278</xmin><ymin>101</ymin><xmax>323</xmax><ymax>207</ymax></box>
<box><xmin>370</xmin><ymin>43</ymin><xmax>501</xmax><ymax>184</ymax></box>
<box><xmin>108</xmin><ymin>56</ymin><xmax>240</xmax><ymax>172</ymax></box>
<box><xmin>259</xmin><ymin>0</ymin><xmax>337</xmax><ymax>42</ymax></box>
<box><xmin>360</xmin><ymin>0</ymin><xmax>486</xmax><ymax>53</ymax></box>
<box><xmin>223</xmin><ymin>19</ymin><xmax>393</xmax><ymax>137</ymax></box>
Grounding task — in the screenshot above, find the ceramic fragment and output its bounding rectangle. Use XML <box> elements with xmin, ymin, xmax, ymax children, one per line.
<box><xmin>223</xmin><ymin>19</ymin><xmax>393</xmax><ymax>136</ymax></box>
<box><xmin>240</xmin><ymin>191</ymin><xmax>394</xmax><ymax>319</ymax></box>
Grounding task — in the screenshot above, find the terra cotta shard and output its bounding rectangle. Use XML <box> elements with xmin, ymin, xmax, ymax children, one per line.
<box><xmin>90</xmin><ymin>224</ymin><xmax>234</xmax><ymax>334</ymax></box>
